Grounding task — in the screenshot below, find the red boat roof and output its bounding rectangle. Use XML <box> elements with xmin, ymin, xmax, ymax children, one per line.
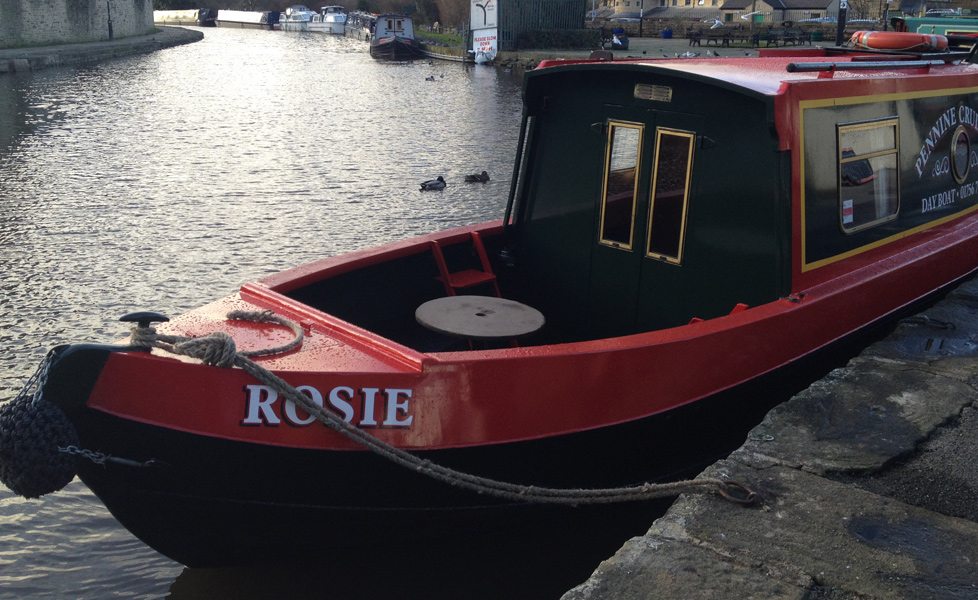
<box><xmin>534</xmin><ymin>51</ymin><xmax>978</xmax><ymax>96</ymax></box>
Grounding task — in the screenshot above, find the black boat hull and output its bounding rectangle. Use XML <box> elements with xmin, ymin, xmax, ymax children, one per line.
<box><xmin>63</xmin><ymin>370</ymin><xmax>781</xmax><ymax>567</ymax></box>
<box><xmin>42</xmin><ymin>312</ymin><xmax>900</xmax><ymax>568</ymax></box>
<box><xmin>369</xmin><ymin>37</ymin><xmax>420</xmax><ymax>60</ymax></box>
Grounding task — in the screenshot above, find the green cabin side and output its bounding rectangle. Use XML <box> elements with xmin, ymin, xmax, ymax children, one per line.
<box><xmin>893</xmin><ymin>14</ymin><xmax>978</xmax><ymax>35</ymax></box>
<box><xmin>506</xmin><ymin>64</ymin><xmax>792</xmax><ymax>344</ymax></box>
<box><xmin>798</xmin><ymin>88</ymin><xmax>978</xmax><ymax>274</ymax></box>
<box><xmin>277</xmin><ymin>58</ymin><xmax>978</xmax><ymax>355</ymax></box>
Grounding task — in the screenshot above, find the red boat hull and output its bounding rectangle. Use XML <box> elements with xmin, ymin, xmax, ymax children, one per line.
<box><xmin>16</xmin><ymin>48</ymin><xmax>978</xmax><ymax>571</ymax></box>
<box><xmin>49</xmin><ymin>335</ymin><xmax>844</xmax><ymax>568</ymax></box>
<box><xmin>74</xmin><ymin>213</ymin><xmax>978</xmax><ymax>453</ymax></box>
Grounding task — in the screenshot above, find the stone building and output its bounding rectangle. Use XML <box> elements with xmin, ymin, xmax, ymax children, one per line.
<box><xmin>718</xmin><ymin>0</ymin><xmax>840</xmax><ymax>24</ymax></box>
<box><xmin>0</xmin><ymin>0</ymin><xmax>155</xmax><ymax>49</ymax></box>
<box><xmin>600</xmin><ymin>0</ymin><xmax>840</xmax><ymax>23</ymax></box>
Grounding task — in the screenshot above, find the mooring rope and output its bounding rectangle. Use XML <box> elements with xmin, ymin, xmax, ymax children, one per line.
<box><xmin>128</xmin><ymin>310</ymin><xmax>759</xmax><ymax>506</ymax></box>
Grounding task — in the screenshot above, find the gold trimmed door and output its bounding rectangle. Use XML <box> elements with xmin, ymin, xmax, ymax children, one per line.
<box><xmin>587</xmin><ymin>109</ymin><xmax>702</xmax><ymax>338</ymax></box>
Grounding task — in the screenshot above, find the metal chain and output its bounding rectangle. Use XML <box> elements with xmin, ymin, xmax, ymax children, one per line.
<box><xmin>59</xmin><ymin>445</ymin><xmax>110</xmax><ymax>465</ymax></box>
<box><xmin>9</xmin><ymin>350</ymin><xmax>56</xmax><ymax>407</ymax></box>
<box><xmin>7</xmin><ymin>353</ymin><xmax>162</xmax><ymax>471</ymax></box>
<box><xmin>58</xmin><ymin>445</ymin><xmax>161</xmax><ymax>468</ymax></box>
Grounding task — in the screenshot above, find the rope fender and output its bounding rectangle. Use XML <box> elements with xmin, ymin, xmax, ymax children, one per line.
<box><xmin>131</xmin><ymin>310</ymin><xmax>761</xmax><ymax>507</ymax></box>
<box><xmin>0</xmin><ymin>353</ymin><xmax>79</xmax><ymax>499</ymax></box>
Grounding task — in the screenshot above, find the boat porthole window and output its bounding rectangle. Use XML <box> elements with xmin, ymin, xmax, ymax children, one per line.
<box><xmin>952</xmin><ymin>125</ymin><xmax>970</xmax><ymax>185</ymax></box>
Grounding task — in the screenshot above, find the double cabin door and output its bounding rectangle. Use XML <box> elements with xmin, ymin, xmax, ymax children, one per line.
<box><xmin>587</xmin><ymin>106</ymin><xmax>702</xmax><ymax>339</ymax></box>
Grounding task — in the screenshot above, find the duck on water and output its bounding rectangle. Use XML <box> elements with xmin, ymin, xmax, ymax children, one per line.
<box><xmin>420</xmin><ymin>175</ymin><xmax>446</xmax><ymax>190</ymax></box>
<box><xmin>464</xmin><ymin>171</ymin><xmax>490</xmax><ymax>183</ymax></box>
<box><xmin>4</xmin><ymin>34</ymin><xmax>978</xmax><ymax>569</ymax></box>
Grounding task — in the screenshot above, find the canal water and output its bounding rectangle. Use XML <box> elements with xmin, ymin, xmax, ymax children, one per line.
<box><xmin>0</xmin><ymin>27</ymin><xmax>559</xmax><ymax>598</ymax></box>
<box><xmin>0</xmin><ymin>28</ymin><xmax>886</xmax><ymax>599</ymax></box>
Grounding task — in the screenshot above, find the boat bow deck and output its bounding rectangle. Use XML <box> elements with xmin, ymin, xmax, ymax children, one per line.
<box><xmin>156</xmin><ymin>288</ymin><xmax>426</xmax><ymax>374</ymax></box>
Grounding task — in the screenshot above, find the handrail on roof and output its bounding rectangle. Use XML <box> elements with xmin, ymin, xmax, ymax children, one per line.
<box><xmin>786</xmin><ymin>58</ymin><xmax>964</xmax><ymax>72</ymax></box>
<box><xmin>787</xmin><ymin>59</ymin><xmax>946</xmax><ymax>72</ymax></box>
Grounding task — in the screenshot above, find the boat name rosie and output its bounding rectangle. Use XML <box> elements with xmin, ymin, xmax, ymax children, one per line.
<box><xmin>241</xmin><ymin>384</ymin><xmax>414</xmax><ymax>428</ymax></box>
<box><xmin>916</xmin><ymin>105</ymin><xmax>978</xmax><ymax>177</ymax></box>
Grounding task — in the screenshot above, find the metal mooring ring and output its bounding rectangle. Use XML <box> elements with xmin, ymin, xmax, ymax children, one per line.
<box><xmin>716</xmin><ymin>480</ymin><xmax>761</xmax><ymax>506</ymax></box>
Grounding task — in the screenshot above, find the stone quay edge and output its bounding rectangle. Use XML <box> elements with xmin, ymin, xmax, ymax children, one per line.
<box><xmin>0</xmin><ymin>26</ymin><xmax>202</xmax><ymax>75</ymax></box>
<box><xmin>564</xmin><ymin>275</ymin><xmax>978</xmax><ymax>599</ymax></box>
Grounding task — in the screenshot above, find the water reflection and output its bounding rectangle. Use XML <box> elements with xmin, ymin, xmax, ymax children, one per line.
<box><xmin>0</xmin><ymin>75</ymin><xmax>31</xmax><ymax>152</ymax></box>
<box><xmin>166</xmin><ymin>500</ymin><xmax>667</xmax><ymax>600</ymax></box>
<box><xmin>0</xmin><ymin>27</ymin><xmax>524</xmax><ymax>597</ymax></box>
<box><xmin>0</xmin><ymin>481</ymin><xmax>179</xmax><ymax>599</ymax></box>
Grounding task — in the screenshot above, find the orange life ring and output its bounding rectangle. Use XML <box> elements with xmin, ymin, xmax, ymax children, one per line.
<box><xmin>849</xmin><ymin>30</ymin><xmax>948</xmax><ymax>52</ymax></box>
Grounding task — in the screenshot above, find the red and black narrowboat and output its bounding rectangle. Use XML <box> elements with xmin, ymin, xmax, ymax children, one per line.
<box><xmin>5</xmin><ymin>36</ymin><xmax>978</xmax><ymax>569</ymax></box>
<box><xmin>369</xmin><ymin>13</ymin><xmax>420</xmax><ymax>60</ymax></box>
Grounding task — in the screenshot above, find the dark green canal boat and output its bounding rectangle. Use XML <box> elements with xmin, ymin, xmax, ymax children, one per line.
<box><xmin>5</xmin><ymin>35</ymin><xmax>978</xmax><ymax>569</ymax></box>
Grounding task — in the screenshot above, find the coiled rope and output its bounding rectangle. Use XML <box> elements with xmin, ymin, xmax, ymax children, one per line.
<box><xmin>129</xmin><ymin>310</ymin><xmax>759</xmax><ymax>506</ymax></box>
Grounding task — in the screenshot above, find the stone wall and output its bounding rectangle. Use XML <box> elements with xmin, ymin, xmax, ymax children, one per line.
<box><xmin>0</xmin><ymin>0</ymin><xmax>154</xmax><ymax>49</ymax></box>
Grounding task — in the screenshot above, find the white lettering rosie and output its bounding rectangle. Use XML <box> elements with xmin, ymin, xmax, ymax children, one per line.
<box><xmin>241</xmin><ymin>384</ymin><xmax>414</xmax><ymax>428</ymax></box>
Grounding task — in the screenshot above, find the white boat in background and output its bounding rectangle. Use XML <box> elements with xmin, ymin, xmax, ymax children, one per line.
<box><xmin>214</xmin><ymin>9</ymin><xmax>281</xmax><ymax>30</ymax></box>
<box><xmin>310</xmin><ymin>5</ymin><xmax>347</xmax><ymax>34</ymax></box>
<box><xmin>345</xmin><ymin>11</ymin><xmax>375</xmax><ymax>40</ymax></box>
<box><xmin>153</xmin><ymin>9</ymin><xmax>216</xmax><ymax>26</ymax></box>
<box><xmin>279</xmin><ymin>5</ymin><xmax>317</xmax><ymax>31</ymax></box>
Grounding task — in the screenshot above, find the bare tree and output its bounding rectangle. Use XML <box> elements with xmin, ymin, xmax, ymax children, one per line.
<box><xmin>845</xmin><ymin>0</ymin><xmax>877</xmax><ymax>20</ymax></box>
<box><xmin>434</xmin><ymin>0</ymin><xmax>468</xmax><ymax>29</ymax></box>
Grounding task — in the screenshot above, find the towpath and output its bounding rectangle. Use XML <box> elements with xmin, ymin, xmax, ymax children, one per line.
<box><xmin>495</xmin><ymin>34</ymin><xmax>774</xmax><ymax>69</ymax></box>
<box><xmin>564</xmin><ymin>275</ymin><xmax>978</xmax><ymax>599</ymax></box>
<box><xmin>0</xmin><ymin>26</ymin><xmax>202</xmax><ymax>75</ymax></box>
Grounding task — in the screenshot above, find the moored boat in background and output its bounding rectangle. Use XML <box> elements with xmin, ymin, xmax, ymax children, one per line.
<box><xmin>309</xmin><ymin>5</ymin><xmax>347</xmax><ymax>34</ymax></box>
<box><xmin>214</xmin><ymin>9</ymin><xmax>280</xmax><ymax>30</ymax></box>
<box><xmin>278</xmin><ymin>4</ymin><xmax>317</xmax><ymax>31</ymax></box>
<box><xmin>892</xmin><ymin>9</ymin><xmax>978</xmax><ymax>35</ymax></box>
<box><xmin>369</xmin><ymin>13</ymin><xmax>420</xmax><ymax>59</ymax></box>
<box><xmin>344</xmin><ymin>10</ymin><xmax>375</xmax><ymax>41</ymax></box>
<box><xmin>153</xmin><ymin>9</ymin><xmax>216</xmax><ymax>27</ymax></box>
<box><xmin>5</xmin><ymin>33</ymin><xmax>978</xmax><ymax>571</ymax></box>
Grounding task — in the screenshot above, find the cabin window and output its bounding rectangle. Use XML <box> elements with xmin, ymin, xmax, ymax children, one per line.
<box><xmin>838</xmin><ymin>119</ymin><xmax>899</xmax><ymax>233</ymax></box>
<box><xmin>647</xmin><ymin>128</ymin><xmax>695</xmax><ymax>263</ymax></box>
<box><xmin>599</xmin><ymin>122</ymin><xmax>644</xmax><ymax>249</ymax></box>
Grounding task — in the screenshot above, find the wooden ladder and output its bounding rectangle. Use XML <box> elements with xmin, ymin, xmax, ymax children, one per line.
<box><xmin>430</xmin><ymin>231</ymin><xmax>501</xmax><ymax>298</ymax></box>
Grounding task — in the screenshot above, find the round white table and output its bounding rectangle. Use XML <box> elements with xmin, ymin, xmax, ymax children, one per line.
<box><xmin>415</xmin><ymin>296</ymin><xmax>545</xmax><ymax>341</ymax></box>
